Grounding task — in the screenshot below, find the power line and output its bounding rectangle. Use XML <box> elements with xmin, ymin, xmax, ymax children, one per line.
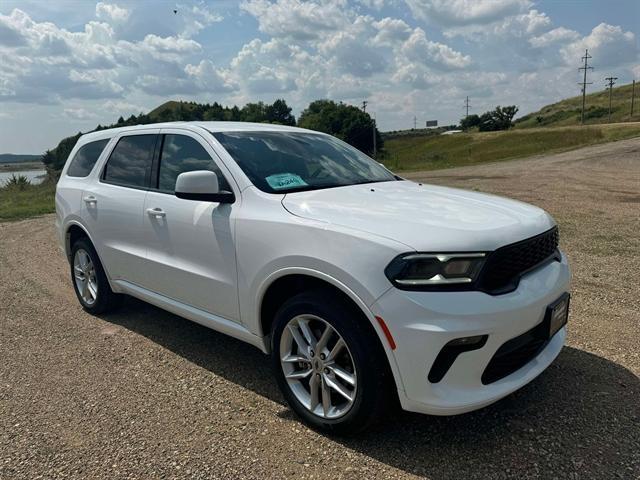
<box><xmin>463</xmin><ymin>96</ymin><xmax>472</xmax><ymax>117</ymax></box>
<box><xmin>578</xmin><ymin>49</ymin><xmax>593</xmax><ymax>125</ymax></box>
<box><xmin>605</xmin><ymin>76</ymin><xmax>618</xmax><ymax>123</ymax></box>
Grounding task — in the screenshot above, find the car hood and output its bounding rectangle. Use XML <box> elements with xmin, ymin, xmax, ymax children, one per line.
<box><xmin>281</xmin><ymin>180</ymin><xmax>555</xmax><ymax>251</ymax></box>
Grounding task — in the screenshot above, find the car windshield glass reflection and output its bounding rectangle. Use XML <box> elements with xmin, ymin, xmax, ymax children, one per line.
<box><xmin>212</xmin><ymin>131</ymin><xmax>396</xmax><ymax>193</ymax></box>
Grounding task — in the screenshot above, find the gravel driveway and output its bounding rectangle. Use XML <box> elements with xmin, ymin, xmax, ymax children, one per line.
<box><xmin>1</xmin><ymin>138</ymin><xmax>639</xmax><ymax>479</ymax></box>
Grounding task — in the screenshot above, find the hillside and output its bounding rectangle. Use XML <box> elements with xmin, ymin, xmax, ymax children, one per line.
<box><xmin>516</xmin><ymin>82</ymin><xmax>638</xmax><ymax>128</ymax></box>
<box><xmin>0</xmin><ymin>153</ymin><xmax>42</xmax><ymax>164</ymax></box>
<box><xmin>381</xmin><ymin>123</ymin><xmax>640</xmax><ymax>171</ymax></box>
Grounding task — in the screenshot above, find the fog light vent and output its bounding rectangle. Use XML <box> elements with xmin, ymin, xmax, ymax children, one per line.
<box><xmin>428</xmin><ymin>335</ymin><xmax>488</xmax><ymax>383</ymax></box>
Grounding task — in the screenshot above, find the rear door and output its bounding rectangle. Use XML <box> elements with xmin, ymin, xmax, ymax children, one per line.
<box><xmin>141</xmin><ymin>129</ymin><xmax>240</xmax><ymax>321</ymax></box>
<box><xmin>81</xmin><ymin>130</ymin><xmax>159</xmax><ymax>286</ymax></box>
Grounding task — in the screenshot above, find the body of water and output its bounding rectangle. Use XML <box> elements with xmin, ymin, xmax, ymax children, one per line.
<box><xmin>0</xmin><ymin>169</ymin><xmax>47</xmax><ymax>186</ymax></box>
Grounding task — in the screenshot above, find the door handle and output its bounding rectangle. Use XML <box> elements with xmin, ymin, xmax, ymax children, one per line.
<box><xmin>146</xmin><ymin>207</ymin><xmax>166</xmax><ymax>218</ymax></box>
<box><xmin>83</xmin><ymin>195</ymin><xmax>97</xmax><ymax>204</ymax></box>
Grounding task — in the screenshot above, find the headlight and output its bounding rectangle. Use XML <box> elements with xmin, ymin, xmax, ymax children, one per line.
<box><xmin>384</xmin><ymin>253</ymin><xmax>486</xmax><ymax>291</ymax></box>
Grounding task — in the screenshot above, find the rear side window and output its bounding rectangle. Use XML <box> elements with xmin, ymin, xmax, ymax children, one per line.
<box><xmin>103</xmin><ymin>134</ymin><xmax>156</xmax><ymax>188</ymax></box>
<box><xmin>158</xmin><ymin>134</ymin><xmax>230</xmax><ymax>192</ymax></box>
<box><xmin>66</xmin><ymin>139</ymin><xmax>109</xmax><ymax>177</ymax></box>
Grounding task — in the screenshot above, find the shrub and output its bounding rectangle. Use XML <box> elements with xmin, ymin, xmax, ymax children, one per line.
<box><xmin>4</xmin><ymin>174</ymin><xmax>31</xmax><ymax>191</ymax></box>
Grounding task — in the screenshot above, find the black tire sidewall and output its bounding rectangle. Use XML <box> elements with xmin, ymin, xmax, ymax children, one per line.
<box><xmin>70</xmin><ymin>238</ymin><xmax>114</xmax><ymax>314</ymax></box>
<box><xmin>271</xmin><ymin>290</ymin><xmax>391</xmax><ymax>434</ymax></box>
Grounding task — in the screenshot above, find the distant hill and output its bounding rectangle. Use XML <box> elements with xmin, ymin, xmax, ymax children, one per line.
<box><xmin>516</xmin><ymin>82</ymin><xmax>639</xmax><ymax>128</ymax></box>
<box><xmin>0</xmin><ymin>153</ymin><xmax>42</xmax><ymax>164</ymax></box>
<box><xmin>147</xmin><ymin>100</ymin><xmax>202</xmax><ymax>120</ymax></box>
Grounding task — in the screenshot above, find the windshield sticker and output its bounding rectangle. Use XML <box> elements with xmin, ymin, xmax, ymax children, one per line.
<box><xmin>265</xmin><ymin>173</ymin><xmax>308</xmax><ymax>190</ymax></box>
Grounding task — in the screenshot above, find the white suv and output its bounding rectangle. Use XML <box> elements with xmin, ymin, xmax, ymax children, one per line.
<box><xmin>55</xmin><ymin>122</ymin><xmax>571</xmax><ymax>433</ymax></box>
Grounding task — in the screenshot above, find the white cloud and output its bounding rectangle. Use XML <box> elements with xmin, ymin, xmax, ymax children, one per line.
<box><xmin>356</xmin><ymin>0</ymin><xmax>385</xmax><ymax>9</ymax></box>
<box><xmin>405</xmin><ymin>0</ymin><xmax>531</xmax><ymax>27</ymax></box>
<box><xmin>529</xmin><ymin>27</ymin><xmax>580</xmax><ymax>48</ymax></box>
<box><xmin>561</xmin><ymin>23</ymin><xmax>638</xmax><ymax>68</ymax></box>
<box><xmin>372</xmin><ymin>18</ymin><xmax>412</xmax><ymax>46</ymax></box>
<box><xmin>102</xmin><ymin>100</ymin><xmax>148</xmax><ymax>115</ymax></box>
<box><xmin>176</xmin><ymin>3</ymin><xmax>224</xmax><ymax>38</ymax></box>
<box><xmin>240</xmin><ymin>0</ymin><xmax>350</xmax><ymax>41</ymax></box>
<box><xmin>400</xmin><ymin>28</ymin><xmax>471</xmax><ymax>70</ymax></box>
<box><xmin>95</xmin><ymin>2</ymin><xmax>130</xmax><ymax>23</ymax></box>
<box><xmin>63</xmin><ymin>107</ymin><xmax>97</xmax><ymax>120</ymax></box>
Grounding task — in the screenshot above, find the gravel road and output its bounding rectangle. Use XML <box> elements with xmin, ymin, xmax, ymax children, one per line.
<box><xmin>1</xmin><ymin>138</ymin><xmax>639</xmax><ymax>479</ymax></box>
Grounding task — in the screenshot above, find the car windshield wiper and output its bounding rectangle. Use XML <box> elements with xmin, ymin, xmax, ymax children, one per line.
<box><xmin>277</xmin><ymin>178</ymin><xmax>397</xmax><ymax>194</ymax></box>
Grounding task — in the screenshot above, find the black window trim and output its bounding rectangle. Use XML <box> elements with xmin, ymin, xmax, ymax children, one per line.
<box><xmin>66</xmin><ymin>138</ymin><xmax>111</xmax><ymax>178</ymax></box>
<box><xmin>148</xmin><ymin>132</ymin><xmax>234</xmax><ymax>196</ymax></box>
<box><xmin>99</xmin><ymin>132</ymin><xmax>160</xmax><ymax>192</ymax></box>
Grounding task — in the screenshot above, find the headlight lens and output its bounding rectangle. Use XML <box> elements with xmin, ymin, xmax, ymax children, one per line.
<box><xmin>385</xmin><ymin>253</ymin><xmax>486</xmax><ymax>290</ymax></box>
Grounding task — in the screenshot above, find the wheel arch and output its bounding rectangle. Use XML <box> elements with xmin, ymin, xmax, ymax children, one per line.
<box><xmin>257</xmin><ymin>268</ymin><xmax>405</xmax><ymax>393</ymax></box>
<box><xmin>64</xmin><ymin>221</ymin><xmax>117</xmax><ymax>291</ymax></box>
<box><xmin>65</xmin><ymin>222</ymin><xmax>91</xmax><ymax>261</ymax></box>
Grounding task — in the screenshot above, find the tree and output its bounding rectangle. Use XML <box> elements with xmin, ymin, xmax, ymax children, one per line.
<box><xmin>460</xmin><ymin>114</ymin><xmax>480</xmax><ymax>130</ymax></box>
<box><xmin>297</xmin><ymin>100</ymin><xmax>382</xmax><ymax>155</ymax></box>
<box><xmin>266</xmin><ymin>99</ymin><xmax>295</xmax><ymax>125</ymax></box>
<box><xmin>478</xmin><ymin>105</ymin><xmax>519</xmax><ymax>132</ymax></box>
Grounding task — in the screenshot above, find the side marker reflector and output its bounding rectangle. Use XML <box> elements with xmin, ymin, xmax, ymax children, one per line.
<box><xmin>375</xmin><ymin>315</ymin><xmax>396</xmax><ymax>350</ymax></box>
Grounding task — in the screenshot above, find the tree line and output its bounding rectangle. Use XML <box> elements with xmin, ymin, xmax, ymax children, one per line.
<box><xmin>42</xmin><ymin>99</ymin><xmax>383</xmax><ymax>173</ymax></box>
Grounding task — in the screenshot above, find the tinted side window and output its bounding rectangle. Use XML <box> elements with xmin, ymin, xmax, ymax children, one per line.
<box><xmin>67</xmin><ymin>139</ymin><xmax>109</xmax><ymax>177</ymax></box>
<box><xmin>103</xmin><ymin>135</ymin><xmax>156</xmax><ymax>188</ymax></box>
<box><xmin>158</xmin><ymin>134</ymin><xmax>230</xmax><ymax>193</ymax></box>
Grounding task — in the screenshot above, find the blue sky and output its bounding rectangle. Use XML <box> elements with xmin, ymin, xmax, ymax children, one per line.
<box><xmin>1</xmin><ymin>0</ymin><xmax>638</xmax><ymax>153</ymax></box>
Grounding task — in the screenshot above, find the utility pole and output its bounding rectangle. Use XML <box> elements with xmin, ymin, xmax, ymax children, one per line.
<box><xmin>361</xmin><ymin>100</ymin><xmax>368</xmax><ymax>113</ymax></box>
<box><xmin>463</xmin><ymin>96</ymin><xmax>471</xmax><ymax>118</ymax></box>
<box><xmin>578</xmin><ymin>49</ymin><xmax>593</xmax><ymax>124</ymax></box>
<box><xmin>372</xmin><ymin>112</ymin><xmax>377</xmax><ymax>159</ymax></box>
<box><xmin>413</xmin><ymin>116</ymin><xmax>417</xmax><ymax>130</ymax></box>
<box><xmin>631</xmin><ymin>80</ymin><xmax>636</xmax><ymax>118</ymax></box>
<box><xmin>605</xmin><ymin>76</ymin><xmax>618</xmax><ymax>123</ymax></box>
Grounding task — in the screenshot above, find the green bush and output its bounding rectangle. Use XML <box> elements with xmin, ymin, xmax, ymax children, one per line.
<box><xmin>4</xmin><ymin>174</ymin><xmax>31</xmax><ymax>190</ymax></box>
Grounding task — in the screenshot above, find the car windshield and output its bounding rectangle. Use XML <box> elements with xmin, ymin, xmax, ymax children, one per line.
<box><xmin>211</xmin><ymin>131</ymin><xmax>397</xmax><ymax>194</ymax></box>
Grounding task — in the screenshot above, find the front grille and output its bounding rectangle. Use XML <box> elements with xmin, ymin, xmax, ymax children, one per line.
<box><xmin>482</xmin><ymin>321</ymin><xmax>550</xmax><ymax>384</ymax></box>
<box><xmin>477</xmin><ymin>226</ymin><xmax>560</xmax><ymax>294</ymax></box>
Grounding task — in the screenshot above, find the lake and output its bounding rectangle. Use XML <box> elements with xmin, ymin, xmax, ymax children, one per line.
<box><xmin>0</xmin><ymin>169</ymin><xmax>47</xmax><ymax>186</ymax></box>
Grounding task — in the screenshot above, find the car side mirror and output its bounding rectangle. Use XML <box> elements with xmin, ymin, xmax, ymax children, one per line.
<box><xmin>175</xmin><ymin>170</ymin><xmax>235</xmax><ymax>204</ymax></box>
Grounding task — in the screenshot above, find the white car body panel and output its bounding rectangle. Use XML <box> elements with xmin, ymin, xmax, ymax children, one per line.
<box><xmin>55</xmin><ymin>121</ymin><xmax>571</xmax><ymax>417</ymax></box>
<box><xmin>282</xmin><ymin>180</ymin><xmax>555</xmax><ymax>252</ymax></box>
<box><xmin>140</xmin><ymin>127</ymin><xmax>242</xmax><ymax>321</ymax></box>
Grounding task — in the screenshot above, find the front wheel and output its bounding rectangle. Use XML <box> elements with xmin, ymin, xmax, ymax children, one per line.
<box><xmin>271</xmin><ymin>289</ymin><xmax>394</xmax><ymax>434</ymax></box>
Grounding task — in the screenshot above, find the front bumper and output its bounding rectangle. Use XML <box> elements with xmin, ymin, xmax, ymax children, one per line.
<box><xmin>371</xmin><ymin>252</ymin><xmax>571</xmax><ymax>415</ymax></box>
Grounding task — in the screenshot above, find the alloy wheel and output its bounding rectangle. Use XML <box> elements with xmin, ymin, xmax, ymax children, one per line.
<box><xmin>280</xmin><ymin>314</ymin><xmax>357</xmax><ymax>419</ymax></box>
<box><xmin>73</xmin><ymin>249</ymin><xmax>98</xmax><ymax>306</ymax></box>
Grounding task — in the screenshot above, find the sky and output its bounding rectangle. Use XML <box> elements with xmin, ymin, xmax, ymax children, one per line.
<box><xmin>0</xmin><ymin>0</ymin><xmax>638</xmax><ymax>154</ymax></box>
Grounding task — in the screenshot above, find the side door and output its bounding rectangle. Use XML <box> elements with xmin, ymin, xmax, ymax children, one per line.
<box><xmin>82</xmin><ymin>131</ymin><xmax>159</xmax><ymax>287</ymax></box>
<box><xmin>141</xmin><ymin>129</ymin><xmax>240</xmax><ymax>322</ymax></box>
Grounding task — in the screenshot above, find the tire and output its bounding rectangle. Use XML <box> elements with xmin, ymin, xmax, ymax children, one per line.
<box><xmin>70</xmin><ymin>237</ymin><xmax>121</xmax><ymax>314</ymax></box>
<box><xmin>271</xmin><ymin>289</ymin><xmax>394</xmax><ymax>434</ymax></box>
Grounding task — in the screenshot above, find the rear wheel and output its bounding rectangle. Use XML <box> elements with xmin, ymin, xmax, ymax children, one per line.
<box><xmin>271</xmin><ymin>289</ymin><xmax>393</xmax><ymax>434</ymax></box>
<box><xmin>70</xmin><ymin>238</ymin><xmax>121</xmax><ymax>314</ymax></box>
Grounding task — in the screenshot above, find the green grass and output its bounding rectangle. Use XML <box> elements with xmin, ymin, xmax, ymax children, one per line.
<box><xmin>515</xmin><ymin>82</ymin><xmax>640</xmax><ymax>128</ymax></box>
<box><xmin>380</xmin><ymin>123</ymin><xmax>640</xmax><ymax>171</ymax></box>
<box><xmin>0</xmin><ymin>177</ymin><xmax>56</xmax><ymax>222</ymax></box>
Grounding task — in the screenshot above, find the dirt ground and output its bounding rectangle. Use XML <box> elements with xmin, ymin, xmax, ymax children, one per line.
<box><xmin>1</xmin><ymin>138</ymin><xmax>639</xmax><ymax>479</ymax></box>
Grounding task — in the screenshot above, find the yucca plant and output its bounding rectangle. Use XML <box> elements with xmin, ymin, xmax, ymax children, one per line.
<box><xmin>4</xmin><ymin>174</ymin><xmax>31</xmax><ymax>191</ymax></box>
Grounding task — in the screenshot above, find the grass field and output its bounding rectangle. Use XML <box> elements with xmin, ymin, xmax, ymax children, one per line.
<box><xmin>515</xmin><ymin>82</ymin><xmax>639</xmax><ymax>128</ymax></box>
<box><xmin>380</xmin><ymin>123</ymin><xmax>640</xmax><ymax>171</ymax></box>
<box><xmin>0</xmin><ymin>178</ymin><xmax>56</xmax><ymax>222</ymax></box>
